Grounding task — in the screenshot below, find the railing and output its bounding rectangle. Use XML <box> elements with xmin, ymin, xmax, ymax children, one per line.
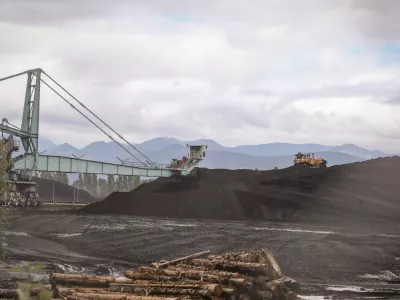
<box><xmin>122</xmin><ymin>154</ymin><xmax>203</xmax><ymax>170</ymax></box>
<box><xmin>122</xmin><ymin>161</ymin><xmax>191</xmax><ymax>170</ymax></box>
<box><xmin>41</xmin><ymin>200</ymin><xmax>89</xmax><ymax>206</ymax></box>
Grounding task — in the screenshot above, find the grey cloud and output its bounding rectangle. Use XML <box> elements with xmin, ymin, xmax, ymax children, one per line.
<box><xmin>239</xmin><ymin>87</ymin><xmax>274</xmax><ymax>97</ymax></box>
<box><xmin>286</xmin><ymin>82</ymin><xmax>400</xmax><ymax>100</ymax></box>
<box><xmin>0</xmin><ymin>0</ymin><xmax>124</xmax><ymax>25</ymax></box>
<box><xmin>386</xmin><ymin>92</ymin><xmax>400</xmax><ymax>105</ymax></box>
<box><xmin>1</xmin><ymin>0</ymin><xmax>400</xmax><ymax>152</ymax></box>
<box><xmin>351</xmin><ymin>0</ymin><xmax>400</xmax><ymax>41</ymax></box>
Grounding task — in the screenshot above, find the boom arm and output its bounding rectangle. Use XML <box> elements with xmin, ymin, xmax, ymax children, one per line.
<box><xmin>12</xmin><ymin>153</ymin><xmax>200</xmax><ymax>177</ymax></box>
<box><xmin>0</xmin><ymin>124</ymin><xmax>34</xmax><ymax>138</ymax></box>
<box><xmin>0</xmin><ymin>68</ymin><xmax>207</xmax><ymax>177</ymax></box>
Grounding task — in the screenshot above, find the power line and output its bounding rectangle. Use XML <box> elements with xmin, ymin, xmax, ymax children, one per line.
<box><xmin>42</xmin><ymin>71</ymin><xmax>155</xmax><ymax>166</ymax></box>
<box><xmin>40</xmin><ymin>78</ymin><xmax>146</xmax><ymax>165</ymax></box>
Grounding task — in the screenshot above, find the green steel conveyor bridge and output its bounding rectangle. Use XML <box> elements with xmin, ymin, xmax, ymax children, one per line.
<box><xmin>0</xmin><ymin>68</ymin><xmax>207</xmax><ymax>177</ymax></box>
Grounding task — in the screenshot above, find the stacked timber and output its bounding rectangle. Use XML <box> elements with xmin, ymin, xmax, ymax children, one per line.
<box><xmin>48</xmin><ymin>248</ymin><xmax>299</xmax><ymax>300</ymax></box>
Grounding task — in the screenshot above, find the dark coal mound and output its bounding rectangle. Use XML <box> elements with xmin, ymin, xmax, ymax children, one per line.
<box><xmin>82</xmin><ymin>157</ymin><xmax>400</xmax><ymax>223</ymax></box>
<box><xmin>34</xmin><ymin>177</ymin><xmax>96</xmax><ymax>202</ymax></box>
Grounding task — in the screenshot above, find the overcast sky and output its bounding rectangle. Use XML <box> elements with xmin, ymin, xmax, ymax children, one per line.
<box><xmin>1</xmin><ymin>0</ymin><xmax>400</xmax><ymax>152</ymax></box>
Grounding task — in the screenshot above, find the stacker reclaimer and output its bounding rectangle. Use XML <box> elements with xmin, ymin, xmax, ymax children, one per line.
<box><xmin>0</xmin><ymin>68</ymin><xmax>207</xmax><ymax>207</ymax></box>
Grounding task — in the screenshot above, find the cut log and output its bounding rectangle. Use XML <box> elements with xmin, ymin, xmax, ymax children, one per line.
<box><xmin>208</xmin><ymin>251</ymin><xmax>259</xmax><ymax>263</ymax></box>
<box><xmin>137</xmin><ymin>287</ymin><xmax>211</xmax><ymax>297</ymax></box>
<box><xmin>0</xmin><ymin>287</ymin><xmax>50</xmax><ymax>298</ymax></box>
<box><xmin>50</xmin><ymin>273</ymin><xmax>116</xmax><ymax>287</ymax></box>
<box><xmin>221</xmin><ymin>287</ymin><xmax>236</xmax><ymax>295</ymax></box>
<box><xmin>191</xmin><ymin>259</ymin><xmax>269</xmax><ymax>274</ymax></box>
<box><xmin>124</xmin><ymin>271</ymin><xmax>175</xmax><ymax>282</ymax></box>
<box><xmin>281</xmin><ymin>277</ymin><xmax>300</xmax><ymax>293</ymax></box>
<box><xmin>114</xmin><ymin>277</ymin><xmax>135</xmax><ymax>284</ymax></box>
<box><xmin>135</xmin><ymin>266</ymin><xmax>242</xmax><ymax>285</ymax></box>
<box><xmin>209</xmin><ymin>249</ymin><xmax>281</xmax><ymax>279</ymax></box>
<box><xmin>170</xmin><ymin>263</ymin><xmax>212</xmax><ymax>272</ymax></box>
<box><xmin>250</xmin><ymin>289</ymin><xmax>274</xmax><ymax>300</ymax></box>
<box><xmin>228</xmin><ymin>278</ymin><xmax>248</xmax><ymax>287</ymax></box>
<box><xmin>68</xmin><ymin>293</ymin><xmax>181</xmax><ymax>300</ymax></box>
<box><xmin>0</xmin><ymin>289</ymin><xmax>18</xmax><ymax>298</ymax></box>
<box><xmin>286</xmin><ymin>291</ymin><xmax>297</xmax><ymax>300</ymax></box>
<box><xmin>139</xmin><ymin>266</ymin><xmax>240</xmax><ymax>278</ymax></box>
<box><xmin>257</xmin><ymin>248</ymin><xmax>282</xmax><ymax>279</ymax></box>
<box><xmin>242</xmin><ymin>293</ymin><xmax>252</xmax><ymax>300</ymax></box>
<box><xmin>109</xmin><ymin>282</ymin><xmax>222</xmax><ymax>296</ymax></box>
<box><xmin>262</xmin><ymin>280</ymin><xmax>281</xmax><ymax>298</ymax></box>
<box><xmin>151</xmin><ymin>251</ymin><xmax>210</xmax><ymax>268</ymax></box>
<box><xmin>57</xmin><ymin>287</ymin><xmax>109</xmax><ymax>296</ymax></box>
<box><xmin>248</xmin><ymin>275</ymin><xmax>273</xmax><ymax>286</ymax></box>
<box><xmin>278</xmin><ymin>281</ymin><xmax>286</xmax><ymax>295</ymax></box>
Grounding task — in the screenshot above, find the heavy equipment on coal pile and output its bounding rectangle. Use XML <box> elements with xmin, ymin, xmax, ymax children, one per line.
<box><xmin>293</xmin><ymin>152</ymin><xmax>327</xmax><ymax>168</ymax></box>
<box><xmin>0</xmin><ymin>68</ymin><xmax>207</xmax><ymax>207</ymax></box>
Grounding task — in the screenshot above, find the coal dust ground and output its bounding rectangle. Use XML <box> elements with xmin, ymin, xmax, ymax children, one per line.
<box><xmin>2</xmin><ymin>210</ymin><xmax>400</xmax><ymax>299</ymax></box>
<box><xmin>2</xmin><ymin>157</ymin><xmax>400</xmax><ymax>298</ymax></box>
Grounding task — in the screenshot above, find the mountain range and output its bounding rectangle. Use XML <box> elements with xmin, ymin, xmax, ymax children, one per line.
<box><xmin>30</xmin><ymin>137</ymin><xmax>393</xmax><ymax>171</ymax></box>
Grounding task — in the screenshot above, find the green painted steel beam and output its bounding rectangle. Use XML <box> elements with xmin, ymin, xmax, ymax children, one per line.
<box><xmin>0</xmin><ymin>124</ymin><xmax>35</xmax><ymax>138</ymax></box>
<box><xmin>12</xmin><ymin>154</ymin><xmax>196</xmax><ymax>177</ymax></box>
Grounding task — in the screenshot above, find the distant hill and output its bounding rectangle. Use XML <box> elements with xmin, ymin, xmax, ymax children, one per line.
<box><xmin>34</xmin><ymin>137</ymin><xmax>393</xmax><ymax>171</ymax></box>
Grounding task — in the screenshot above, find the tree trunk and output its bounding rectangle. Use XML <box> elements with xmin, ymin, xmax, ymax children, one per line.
<box><xmin>286</xmin><ymin>291</ymin><xmax>297</xmax><ymax>300</ymax></box>
<box><xmin>0</xmin><ymin>287</ymin><xmax>47</xmax><ymax>298</ymax></box>
<box><xmin>227</xmin><ymin>278</ymin><xmax>247</xmax><ymax>287</ymax></box>
<box><xmin>151</xmin><ymin>251</ymin><xmax>210</xmax><ymax>268</ymax></box>
<box><xmin>208</xmin><ymin>251</ymin><xmax>259</xmax><ymax>263</ymax></box>
<box><xmin>168</xmin><ymin>264</ymin><xmax>211</xmax><ymax>272</ymax></box>
<box><xmin>249</xmin><ymin>289</ymin><xmax>274</xmax><ymax>300</ymax></box>
<box><xmin>221</xmin><ymin>287</ymin><xmax>236</xmax><ymax>295</ymax></box>
<box><xmin>109</xmin><ymin>283</ymin><xmax>222</xmax><ymax>297</ymax></box>
<box><xmin>68</xmin><ymin>293</ymin><xmax>181</xmax><ymax>300</ymax></box>
<box><xmin>50</xmin><ymin>273</ymin><xmax>116</xmax><ymax>287</ymax></box>
<box><xmin>135</xmin><ymin>266</ymin><xmax>242</xmax><ymax>285</ymax></box>
<box><xmin>260</xmin><ymin>280</ymin><xmax>281</xmax><ymax>297</ymax></box>
<box><xmin>124</xmin><ymin>271</ymin><xmax>177</xmax><ymax>282</ymax></box>
<box><xmin>191</xmin><ymin>259</ymin><xmax>269</xmax><ymax>274</ymax></box>
<box><xmin>0</xmin><ymin>289</ymin><xmax>18</xmax><ymax>298</ymax></box>
<box><xmin>281</xmin><ymin>277</ymin><xmax>300</xmax><ymax>293</ymax></box>
<box><xmin>57</xmin><ymin>287</ymin><xmax>108</xmax><ymax>296</ymax></box>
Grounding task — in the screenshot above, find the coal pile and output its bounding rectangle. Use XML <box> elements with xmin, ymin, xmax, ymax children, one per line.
<box><xmin>82</xmin><ymin>157</ymin><xmax>400</xmax><ymax>223</ymax></box>
<box><xmin>34</xmin><ymin>177</ymin><xmax>96</xmax><ymax>203</ymax></box>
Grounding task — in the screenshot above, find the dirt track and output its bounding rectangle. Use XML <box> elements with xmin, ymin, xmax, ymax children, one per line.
<box><xmin>3</xmin><ymin>210</ymin><xmax>400</xmax><ymax>295</ymax></box>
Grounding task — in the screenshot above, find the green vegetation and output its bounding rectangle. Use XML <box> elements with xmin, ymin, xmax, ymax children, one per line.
<box><xmin>71</xmin><ymin>174</ymin><xmax>141</xmax><ymax>197</ymax></box>
<box><xmin>37</xmin><ymin>171</ymin><xmax>142</xmax><ymax>198</ymax></box>
<box><xmin>10</xmin><ymin>263</ymin><xmax>53</xmax><ymax>300</ymax></box>
<box><xmin>38</xmin><ymin>171</ymin><xmax>68</xmax><ymax>184</ymax></box>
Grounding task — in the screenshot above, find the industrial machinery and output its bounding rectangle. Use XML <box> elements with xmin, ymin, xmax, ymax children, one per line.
<box><xmin>0</xmin><ymin>135</ymin><xmax>40</xmax><ymax>207</ymax></box>
<box><xmin>293</xmin><ymin>152</ymin><xmax>327</xmax><ymax>168</ymax></box>
<box><xmin>0</xmin><ymin>68</ymin><xmax>207</xmax><ymax>207</ymax></box>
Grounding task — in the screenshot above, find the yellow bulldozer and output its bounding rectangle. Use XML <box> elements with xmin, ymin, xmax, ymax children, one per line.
<box><xmin>293</xmin><ymin>152</ymin><xmax>327</xmax><ymax>168</ymax></box>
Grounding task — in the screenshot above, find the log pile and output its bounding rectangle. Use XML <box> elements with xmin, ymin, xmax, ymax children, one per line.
<box><xmin>48</xmin><ymin>248</ymin><xmax>299</xmax><ymax>300</ymax></box>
